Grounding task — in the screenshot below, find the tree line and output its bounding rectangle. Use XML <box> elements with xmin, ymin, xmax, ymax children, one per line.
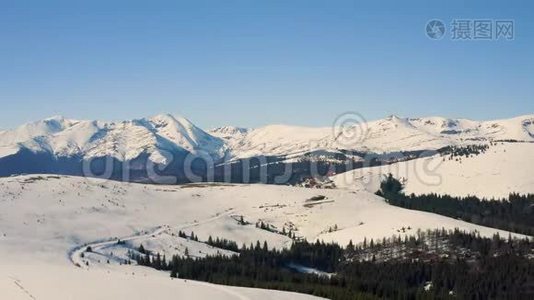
<box><xmin>376</xmin><ymin>174</ymin><xmax>534</xmax><ymax>235</ymax></box>
<box><xmin>130</xmin><ymin>229</ymin><xmax>534</xmax><ymax>300</ymax></box>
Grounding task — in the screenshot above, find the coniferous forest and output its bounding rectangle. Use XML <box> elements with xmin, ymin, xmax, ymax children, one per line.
<box><xmin>131</xmin><ymin>229</ymin><xmax>534</xmax><ymax>300</ymax></box>
<box><xmin>376</xmin><ymin>174</ymin><xmax>534</xmax><ymax>235</ymax></box>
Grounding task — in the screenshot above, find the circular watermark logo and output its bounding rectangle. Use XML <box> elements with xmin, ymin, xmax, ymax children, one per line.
<box><xmin>426</xmin><ymin>19</ymin><xmax>445</xmax><ymax>40</ymax></box>
<box><xmin>332</xmin><ymin>112</ymin><xmax>368</xmax><ymax>149</ymax></box>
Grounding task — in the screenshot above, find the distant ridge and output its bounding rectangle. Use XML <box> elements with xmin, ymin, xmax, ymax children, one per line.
<box><xmin>0</xmin><ymin>113</ymin><xmax>533</xmax><ymax>180</ymax></box>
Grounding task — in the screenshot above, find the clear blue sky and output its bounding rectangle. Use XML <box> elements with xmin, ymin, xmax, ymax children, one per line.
<box><xmin>0</xmin><ymin>0</ymin><xmax>533</xmax><ymax>129</ymax></box>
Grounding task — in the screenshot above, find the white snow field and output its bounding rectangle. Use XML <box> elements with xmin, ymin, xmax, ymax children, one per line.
<box><xmin>0</xmin><ymin>175</ymin><xmax>328</xmax><ymax>300</ymax></box>
<box><xmin>1</xmin><ymin>174</ymin><xmax>529</xmax><ymax>299</ymax></box>
<box><xmin>0</xmin><ymin>264</ymin><xmax>322</xmax><ymax>300</ymax></box>
<box><xmin>332</xmin><ymin>142</ymin><xmax>534</xmax><ymax>199</ymax></box>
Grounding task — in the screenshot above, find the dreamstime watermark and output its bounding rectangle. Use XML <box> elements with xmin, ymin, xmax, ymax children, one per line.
<box><xmin>332</xmin><ymin>112</ymin><xmax>369</xmax><ymax>149</ymax></box>
<box><xmin>426</xmin><ymin>19</ymin><xmax>514</xmax><ymax>41</ymax></box>
<box><xmin>80</xmin><ymin>112</ymin><xmax>445</xmax><ymax>189</ymax></box>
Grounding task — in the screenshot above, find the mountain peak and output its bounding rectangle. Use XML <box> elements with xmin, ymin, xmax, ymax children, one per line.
<box><xmin>20</xmin><ymin>115</ymin><xmax>76</xmax><ymax>135</ymax></box>
<box><xmin>149</xmin><ymin>113</ymin><xmax>179</xmax><ymax>123</ymax></box>
<box><xmin>44</xmin><ymin>115</ymin><xmax>68</xmax><ymax>121</ymax></box>
<box><xmin>386</xmin><ymin>114</ymin><xmax>404</xmax><ymax>121</ymax></box>
<box><xmin>148</xmin><ymin>113</ymin><xmax>199</xmax><ymax>130</ymax></box>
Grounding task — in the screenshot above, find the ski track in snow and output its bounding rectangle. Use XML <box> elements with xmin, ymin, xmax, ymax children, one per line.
<box><xmin>69</xmin><ymin>225</ymin><xmax>167</xmax><ymax>268</ymax></box>
<box><xmin>191</xmin><ymin>280</ymin><xmax>251</xmax><ymax>300</ymax></box>
<box><xmin>9</xmin><ymin>277</ymin><xmax>36</xmax><ymax>300</ymax></box>
<box><xmin>66</xmin><ymin>208</ymin><xmax>259</xmax><ymax>300</ymax></box>
<box><xmin>70</xmin><ymin>208</ymin><xmax>237</xmax><ymax>269</ymax></box>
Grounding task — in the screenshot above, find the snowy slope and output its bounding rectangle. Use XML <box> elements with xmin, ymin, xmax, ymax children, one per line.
<box><xmin>215</xmin><ymin>114</ymin><xmax>534</xmax><ymax>159</ymax></box>
<box><xmin>0</xmin><ymin>175</ymin><xmax>327</xmax><ymax>300</ymax></box>
<box><xmin>1</xmin><ymin>174</ymin><xmax>529</xmax><ymax>299</ymax></box>
<box><xmin>409</xmin><ymin>115</ymin><xmax>534</xmax><ymax>141</ymax></box>
<box><xmin>332</xmin><ymin>142</ymin><xmax>534</xmax><ymax>199</ymax></box>
<box><xmin>0</xmin><ymin>264</ymin><xmax>322</xmax><ymax>300</ymax></box>
<box><xmin>0</xmin><ymin>175</ymin><xmax>525</xmax><ymax>262</ymax></box>
<box><xmin>210</xmin><ymin>126</ymin><xmax>250</xmax><ymax>140</ymax></box>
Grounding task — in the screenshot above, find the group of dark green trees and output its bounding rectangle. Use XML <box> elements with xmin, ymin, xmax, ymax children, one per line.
<box><xmin>255</xmin><ymin>221</ymin><xmax>297</xmax><ymax>239</ymax></box>
<box><xmin>377</xmin><ymin>174</ymin><xmax>534</xmax><ymax>235</ymax></box>
<box><xmin>206</xmin><ymin>236</ymin><xmax>240</xmax><ymax>252</ymax></box>
<box><xmin>131</xmin><ymin>229</ymin><xmax>534</xmax><ymax>300</ymax></box>
<box><xmin>437</xmin><ymin>144</ymin><xmax>489</xmax><ymax>159</ymax></box>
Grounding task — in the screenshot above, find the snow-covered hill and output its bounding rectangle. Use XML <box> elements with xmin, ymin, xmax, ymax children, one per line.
<box><xmin>1</xmin><ymin>264</ymin><xmax>322</xmax><ymax>300</ymax></box>
<box><xmin>332</xmin><ymin>142</ymin><xmax>534</xmax><ymax>199</ymax></box>
<box><xmin>0</xmin><ymin>174</ymin><xmax>529</xmax><ymax>299</ymax></box>
<box><xmin>0</xmin><ymin>175</ymin><xmax>525</xmax><ymax>261</ymax></box>
<box><xmin>215</xmin><ymin>114</ymin><xmax>534</xmax><ymax>159</ymax></box>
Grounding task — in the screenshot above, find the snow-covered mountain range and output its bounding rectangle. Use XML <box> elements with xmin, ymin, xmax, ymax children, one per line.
<box><xmin>0</xmin><ymin>114</ymin><xmax>224</xmax><ymax>163</ymax></box>
<box><xmin>1</xmin><ymin>113</ymin><xmax>533</xmax><ymax>179</ymax></box>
